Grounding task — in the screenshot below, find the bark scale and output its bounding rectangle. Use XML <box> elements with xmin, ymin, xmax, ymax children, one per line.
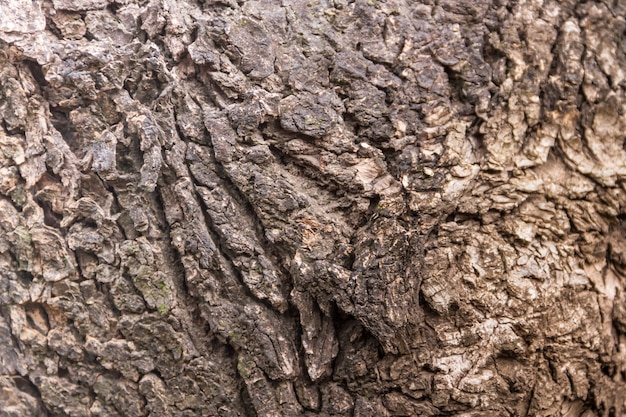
<box><xmin>0</xmin><ymin>0</ymin><xmax>625</xmax><ymax>416</ymax></box>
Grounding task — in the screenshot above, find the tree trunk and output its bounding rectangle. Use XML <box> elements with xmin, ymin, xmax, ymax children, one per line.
<box><xmin>1</xmin><ymin>0</ymin><xmax>625</xmax><ymax>415</ymax></box>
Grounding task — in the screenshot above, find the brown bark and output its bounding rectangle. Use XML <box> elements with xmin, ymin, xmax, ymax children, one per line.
<box><xmin>1</xmin><ymin>0</ymin><xmax>625</xmax><ymax>416</ymax></box>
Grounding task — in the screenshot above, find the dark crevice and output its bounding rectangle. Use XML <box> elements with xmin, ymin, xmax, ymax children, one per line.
<box><xmin>17</xmin><ymin>270</ymin><xmax>34</xmax><ymax>285</ymax></box>
<box><xmin>192</xmin><ymin>182</ymin><xmax>280</xmax><ymax>315</ymax></box>
<box><xmin>601</xmin><ymin>363</ymin><xmax>616</xmax><ymax>378</ymax></box>
<box><xmin>106</xmin><ymin>1</ymin><xmax>120</xmax><ymax>14</ymax></box>
<box><xmin>84</xmin><ymin>30</ymin><xmax>96</xmax><ymax>41</ymax></box>
<box><xmin>192</xmin><ymin>141</ymin><xmax>296</xmax><ymax>298</ymax></box>
<box><xmin>189</xmin><ymin>26</ymin><xmax>199</xmax><ymax>44</ymax></box>
<box><xmin>239</xmin><ymin>377</ymin><xmax>259</xmax><ymax>417</ymax></box>
<box><xmin>49</xmin><ymin>109</ymin><xmax>78</xmax><ymax>150</ymax></box>
<box><xmin>24</xmin><ymin>302</ymin><xmax>50</xmax><ymax>334</ymax></box>
<box><xmin>24</xmin><ymin>60</ymin><xmax>48</xmax><ymax>88</ymax></box>
<box><xmin>72</xmin><ymin>249</ymin><xmax>89</xmax><ymax>282</ymax></box>
<box><xmin>14</xmin><ymin>375</ymin><xmax>51</xmax><ymax>417</ymax></box>
<box><xmin>442</xmin><ymin>64</ymin><xmax>466</xmax><ymax>104</ymax></box>
<box><xmin>95</xmin><ymin>173</ymin><xmax>124</xmax><ymax>217</ymax></box>
<box><xmin>37</xmin><ymin>198</ymin><xmax>63</xmax><ymax>229</ymax></box>
<box><xmin>57</xmin><ymin>367</ymin><xmax>70</xmax><ymax>379</ymax></box>
<box><xmin>154</xmin><ymin>183</ymin><xmax>192</xmax><ymax>302</ymax></box>
<box><xmin>44</xmin><ymin>16</ymin><xmax>64</xmax><ymax>40</ymax></box>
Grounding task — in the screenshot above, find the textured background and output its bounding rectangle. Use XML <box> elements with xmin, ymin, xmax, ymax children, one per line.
<box><xmin>0</xmin><ymin>0</ymin><xmax>625</xmax><ymax>415</ymax></box>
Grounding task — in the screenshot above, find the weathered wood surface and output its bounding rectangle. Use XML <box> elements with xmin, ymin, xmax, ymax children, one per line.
<box><xmin>1</xmin><ymin>0</ymin><xmax>625</xmax><ymax>415</ymax></box>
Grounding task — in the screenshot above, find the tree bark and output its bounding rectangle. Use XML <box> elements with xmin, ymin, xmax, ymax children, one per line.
<box><xmin>1</xmin><ymin>0</ymin><xmax>625</xmax><ymax>416</ymax></box>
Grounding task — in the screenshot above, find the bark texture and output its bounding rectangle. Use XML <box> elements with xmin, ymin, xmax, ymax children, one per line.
<box><xmin>1</xmin><ymin>0</ymin><xmax>626</xmax><ymax>416</ymax></box>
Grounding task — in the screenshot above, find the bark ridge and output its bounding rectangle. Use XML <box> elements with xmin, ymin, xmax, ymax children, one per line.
<box><xmin>0</xmin><ymin>0</ymin><xmax>625</xmax><ymax>416</ymax></box>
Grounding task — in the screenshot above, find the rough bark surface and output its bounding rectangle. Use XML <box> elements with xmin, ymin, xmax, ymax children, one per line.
<box><xmin>1</xmin><ymin>0</ymin><xmax>625</xmax><ymax>416</ymax></box>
